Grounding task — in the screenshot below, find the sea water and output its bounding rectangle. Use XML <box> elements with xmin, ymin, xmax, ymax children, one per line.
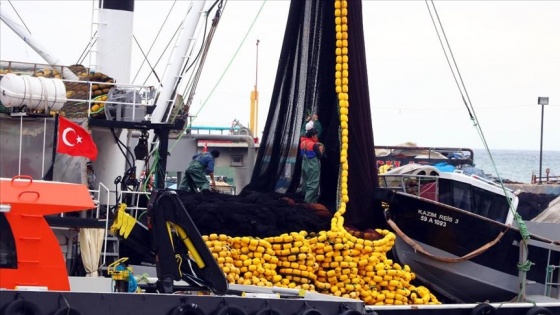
<box><xmin>472</xmin><ymin>149</ymin><xmax>560</xmax><ymax>183</ymax></box>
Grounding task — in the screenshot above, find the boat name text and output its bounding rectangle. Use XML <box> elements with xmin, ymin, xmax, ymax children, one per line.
<box><xmin>418</xmin><ymin>209</ymin><xmax>459</xmax><ymax>227</ymax></box>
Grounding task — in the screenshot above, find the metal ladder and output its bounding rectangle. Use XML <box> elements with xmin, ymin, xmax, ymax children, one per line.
<box><xmin>84</xmin><ymin>0</ymin><xmax>100</xmax><ymax>72</ymax></box>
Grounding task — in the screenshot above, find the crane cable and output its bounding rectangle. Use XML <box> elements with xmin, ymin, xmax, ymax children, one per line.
<box><xmin>424</xmin><ymin>0</ymin><xmax>512</xmax><ymax>206</ymax></box>
<box><xmin>142</xmin><ymin>0</ymin><xmax>225</xmax><ymax>189</ymax></box>
<box><xmin>186</xmin><ymin>0</ymin><xmax>268</xmax><ymax>130</ymax></box>
<box><xmin>425</xmin><ymin>0</ymin><xmax>532</xmax><ymax>301</ymax></box>
<box><xmin>166</xmin><ymin>0</ymin><xmax>226</xmax><ymax>125</ymax></box>
<box><xmin>174</xmin><ymin>0</ymin><xmax>224</xmax><ymax>124</ymax></box>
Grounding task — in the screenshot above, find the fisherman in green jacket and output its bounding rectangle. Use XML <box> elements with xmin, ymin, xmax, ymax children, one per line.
<box><xmin>299</xmin><ymin>128</ymin><xmax>324</xmax><ymax>203</ymax></box>
<box><xmin>178</xmin><ymin>149</ymin><xmax>220</xmax><ymax>192</ymax></box>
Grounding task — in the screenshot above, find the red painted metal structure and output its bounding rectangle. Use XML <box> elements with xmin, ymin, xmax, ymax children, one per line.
<box><xmin>0</xmin><ymin>176</ymin><xmax>94</xmax><ymax>290</ymax></box>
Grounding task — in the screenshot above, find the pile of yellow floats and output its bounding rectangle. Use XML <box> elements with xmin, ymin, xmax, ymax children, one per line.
<box><xmin>202</xmin><ymin>0</ymin><xmax>440</xmax><ymax>306</ymax></box>
<box><xmin>203</xmin><ymin>226</ymin><xmax>439</xmax><ymax>305</ymax></box>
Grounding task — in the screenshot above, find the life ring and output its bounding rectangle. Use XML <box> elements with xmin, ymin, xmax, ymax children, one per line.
<box><xmin>1</xmin><ymin>299</ymin><xmax>41</xmax><ymax>315</ymax></box>
<box><xmin>254</xmin><ymin>309</ymin><xmax>283</xmax><ymax>315</ymax></box>
<box><xmin>298</xmin><ymin>309</ymin><xmax>323</xmax><ymax>315</ymax></box>
<box><xmin>52</xmin><ymin>307</ymin><xmax>82</xmax><ymax>315</ymax></box>
<box><xmin>524</xmin><ymin>307</ymin><xmax>552</xmax><ymax>315</ymax></box>
<box><xmin>169</xmin><ymin>303</ymin><xmax>206</xmax><ymax>315</ymax></box>
<box><xmin>470</xmin><ymin>303</ymin><xmax>497</xmax><ymax>315</ymax></box>
<box><xmin>339</xmin><ymin>310</ymin><xmax>362</xmax><ymax>315</ymax></box>
<box><xmin>212</xmin><ymin>305</ymin><xmax>247</xmax><ymax>315</ymax></box>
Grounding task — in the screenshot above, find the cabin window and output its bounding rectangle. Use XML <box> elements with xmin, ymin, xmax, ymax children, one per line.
<box><xmin>230</xmin><ymin>155</ymin><xmax>243</xmax><ymax>167</ymax></box>
<box><xmin>438</xmin><ymin>178</ymin><xmax>510</xmax><ymax>223</ymax></box>
<box><xmin>0</xmin><ymin>213</ymin><xmax>17</xmax><ymax>268</ymax></box>
<box><xmin>471</xmin><ymin>187</ymin><xmax>510</xmax><ymax>223</ymax></box>
<box><xmin>439</xmin><ymin>179</ymin><xmax>473</xmax><ymax>211</ymax></box>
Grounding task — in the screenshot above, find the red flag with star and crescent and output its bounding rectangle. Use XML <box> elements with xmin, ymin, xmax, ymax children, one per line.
<box><xmin>56</xmin><ymin>116</ymin><xmax>98</xmax><ymax>161</ymax></box>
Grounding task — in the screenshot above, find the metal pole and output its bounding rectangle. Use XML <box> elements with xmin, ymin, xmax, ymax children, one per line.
<box><xmin>255</xmin><ymin>39</ymin><xmax>260</xmax><ymax>91</ymax></box>
<box><xmin>254</xmin><ymin>39</ymin><xmax>260</xmax><ymax>138</ymax></box>
<box><xmin>538</xmin><ymin>103</ymin><xmax>545</xmax><ymax>184</ymax></box>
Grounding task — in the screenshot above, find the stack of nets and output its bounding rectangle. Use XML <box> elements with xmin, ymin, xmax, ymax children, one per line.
<box><xmin>176</xmin><ymin>190</ymin><xmax>332</xmax><ymax>238</ymax></box>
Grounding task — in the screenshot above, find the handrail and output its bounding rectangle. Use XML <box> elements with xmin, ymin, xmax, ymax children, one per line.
<box><xmin>518</xmin><ymin>238</ymin><xmax>560</xmax><ymax>299</ymax></box>
<box><xmin>378</xmin><ymin>173</ymin><xmax>440</xmax><ymax>195</ymax></box>
<box><xmin>95</xmin><ymin>182</ymin><xmax>111</xmax><ymax>268</ymax></box>
<box><xmin>120</xmin><ymin>190</ymin><xmax>151</xmax><ymax>219</ymax></box>
<box><xmin>0</xmin><ymin>69</ymin><xmax>156</xmax><ymax>122</ymax></box>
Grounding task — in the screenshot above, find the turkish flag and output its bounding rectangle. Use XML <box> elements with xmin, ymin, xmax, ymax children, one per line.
<box><xmin>56</xmin><ymin>116</ymin><xmax>98</xmax><ymax>161</ymax></box>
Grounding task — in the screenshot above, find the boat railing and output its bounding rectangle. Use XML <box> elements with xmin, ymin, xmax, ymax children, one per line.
<box><xmin>93</xmin><ymin>182</ymin><xmax>111</xmax><ymax>220</ymax></box>
<box><xmin>517</xmin><ymin>238</ymin><xmax>560</xmax><ymax>300</ymax></box>
<box><xmin>64</xmin><ymin>79</ymin><xmax>155</xmax><ymax>123</ymax></box>
<box><xmin>0</xmin><ymin>61</ymin><xmax>156</xmax><ymax>123</ymax></box>
<box><xmin>56</xmin><ymin>182</ymin><xmax>110</xmax><ymax>220</ymax></box>
<box><xmin>120</xmin><ymin>190</ymin><xmax>151</xmax><ymax>220</ymax></box>
<box><xmin>531</xmin><ymin>168</ymin><xmax>560</xmax><ymax>185</ymax></box>
<box><xmin>97</xmin><ymin>188</ymin><xmax>150</xmax><ymax>271</ymax></box>
<box><xmin>378</xmin><ymin>174</ymin><xmax>440</xmax><ymax>201</ymax></box>
<box><xmin>0</xmin><ymin>60</ymin><xmax>68</xmax><ymax>76</ymax></box>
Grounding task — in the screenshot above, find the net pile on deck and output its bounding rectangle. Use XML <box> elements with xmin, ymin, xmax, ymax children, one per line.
<box><xmin>176</xmin><ymin>190</ymin><xmax>332</xmax><ymax>238</ymax></box>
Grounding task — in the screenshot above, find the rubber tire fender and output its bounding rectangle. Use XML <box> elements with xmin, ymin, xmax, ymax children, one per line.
<box><xmin>339</xmin><ymin>310</ymin><xmax>362</xmax><ymax>315</ymax></box>
<box><xmin>1</xmin><ymin>299</ymin><xmax>42</xmax><ymax>315</ymax></box>
<box><xmin>213</xmin><ymin>305</ymin><xmax>247</xmax><ymax>315</ymax></box>
<box><xmin>524</xmin><ymin>307</ymin><xmax>553</xmax><ymax>315</ymax></box>
<box><xmin>298</xmin><ymin>310</ymin><xmax>324</xmax><ymax>315</ymax></box>
<box><xmin>52</xmin><ymin>307</ymin><xmax>82</xmax><ymax>315</ymax></box>
<box><xmin>170</xmin><ymin>303</ymin><xmax>206</xmax><ymax>315</ymax></box>
<box><xmin>470</xmin><ymin>303</ymin><xmax>497</xmax><ymax>315</ymax></box>
<box><xmin>254</xmin><ymin>310</ymin><xmax>283</xmax><ymax>315</ymax></box>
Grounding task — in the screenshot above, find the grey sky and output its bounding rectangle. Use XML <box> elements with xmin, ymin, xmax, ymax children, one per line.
<box><xmin>1</xmin><ymin>0</ymin><xmax>559</xmax><ymax>151</ymax></box>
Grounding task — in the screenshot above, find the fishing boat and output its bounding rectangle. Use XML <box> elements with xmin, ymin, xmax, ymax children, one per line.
<box><xmin>1</xmin><ymin>0</ymin><xmax>560</xmax><ymax>314</ymax></box>
<box><xmin>375</xmin><ymin>164</ymin><xmax>560</xmax><ymax>303</ymax></box>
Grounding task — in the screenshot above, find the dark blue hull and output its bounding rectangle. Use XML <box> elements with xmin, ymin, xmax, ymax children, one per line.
<box><xmin>374</xmin><ymin>188</ymin><xmax>560</xmax><ymax>303</ymax></box>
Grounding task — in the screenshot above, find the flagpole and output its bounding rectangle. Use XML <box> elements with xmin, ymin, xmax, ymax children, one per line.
<box><xmin>52</xmin><ymin>113</ymin><xmax>59</xmax><ymax>166</ymax></box>
<box><xmin>43</xmin><ymin>113</ymin><xmax>59</xmax><ymax>181</ymax></box>
<box><xmin>18</xmin><ymin>115</ymin><xmax>23</xmax><ymax>175</ymax></box>
<box><xmin>42</xmin><ymin>117</ymin><xmax>47</xmax><ymax>177</ymax></box>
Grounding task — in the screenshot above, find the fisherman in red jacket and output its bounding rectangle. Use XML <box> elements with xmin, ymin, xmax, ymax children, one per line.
<box><xmin>300</xmin><ymin>127</ymin><xmax>325</xmax><ymax>203</ymax></box>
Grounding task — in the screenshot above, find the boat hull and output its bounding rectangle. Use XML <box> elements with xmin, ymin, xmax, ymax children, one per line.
<box><xmin>0</xmin><ymin>288</ymin><xmax>364</xmax><ymax>315</ymax></box>
<box><xmin>374</xmin><ymin>188</ymin><xmax>560</xmax><ymax>303</ymax></box>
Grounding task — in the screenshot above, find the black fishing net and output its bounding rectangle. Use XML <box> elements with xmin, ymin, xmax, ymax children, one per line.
<box><xmin>516</xmin><ymin>192</ymin><xmax>559</xmax><ymax>220</ymax></box>
<box><xmin>176</xmin><ymin>0</ymin><xmax>385</xmax><ymax>237</ymax></box>
<box><xmin>176</xmin><ymin>190</ymin><xmax>331</xmax><ymax>237</ymax></box>
<box><xmin>246</xmin><ymin>0</ymin><xmax>384</xmax><ymax>230</ymax></box>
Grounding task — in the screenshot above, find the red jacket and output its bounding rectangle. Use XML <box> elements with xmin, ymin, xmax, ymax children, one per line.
<box><xmin>300</xmin><ymin>136</ymin><xmax>323</xmax><ymax>159</ymax></box>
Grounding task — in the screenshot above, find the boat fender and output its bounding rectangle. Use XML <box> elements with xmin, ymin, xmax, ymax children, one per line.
<box><xmin>52</xmin><ymin>307</ymin><xmax>82</xmax><ymax>315</ymax></box>
<box><xmin>298</xmin><ymin>309</ymin><xmax>324</xmax><ymax>315</ymax></box>
<box><xmin>212</xmin><ymin>305</ymin><xmax>247</xmax><ymax>315</ymax></box>
<box><xmin>524</xmin><ymin>307</ymin><xmax>552</xmax><ymax>315</ymax></box>
<box><xmin>469</xmin><ymin>303</ymin><xmax>497</xmax><ymax>315</ymax></box>
<box><xmin>254</xmin><ymin>309</ymin><xmax>284</xmax><ymax>315</ymax></box>
<box><xmin>339</xmin><ymin>310</ymin><xmax>362</xmax><ymax>315</ymax></box>
<box><xmin>1</xmin><ymin>299</ymin><xmax>41</xmax><ymax>315</ymax></box>
<box><xmin>170</xmin><ymin>303</ymin><xmax>206</xmax><ymax>315</ymax></box>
